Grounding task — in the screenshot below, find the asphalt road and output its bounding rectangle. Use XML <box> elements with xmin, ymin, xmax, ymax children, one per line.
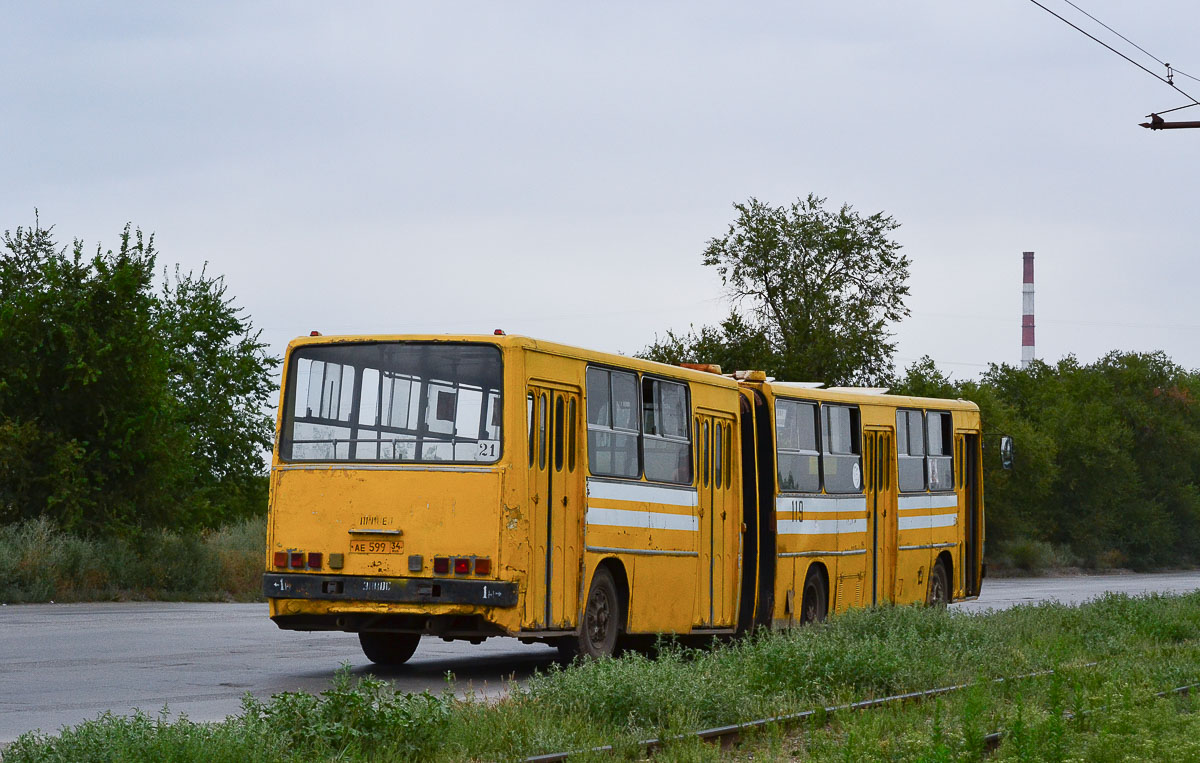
<box><xmin>3</xmin><ymin>571</ymin><xmax>1199</xmax><ymax>743</ymax></box>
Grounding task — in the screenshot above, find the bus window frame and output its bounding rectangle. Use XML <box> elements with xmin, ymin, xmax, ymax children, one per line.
<box><xmin>584</xmin><ymin>364</ymin><xmax>644</xmax><ymax>480</ymax></box>
<box><xmin>897</xmin><ymin>407</ymin><xmax>927</xmax><ymax>493</ymax></box>
<box><xmin>640</xmin><ymin>373</ymin><xmax>693</xmax><ymax>486</ymax></box>
<box><xmin>925</xmin><ymin>409</ymin><xmax>954</xmax><ymax>492</ymax></box>
<box><xmin>774</xmin><ymin>396</ymin><xmax>823</xmax><ymax>495</ymax></box>
<box><xmin>820</xmin><ymin>402</ymin><xmax>863</xmax><ymax>495</ymax></box>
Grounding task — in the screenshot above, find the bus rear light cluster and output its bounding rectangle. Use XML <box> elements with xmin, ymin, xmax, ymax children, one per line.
<box><xmin>273</xmin><ymin>550</ymin><xmax>323</xmax><ymax>570</ymax></box>
<box><xmin>432</xmin><ymin>556</ymin><xmax>491</xmax><ymax>576</ymax></box>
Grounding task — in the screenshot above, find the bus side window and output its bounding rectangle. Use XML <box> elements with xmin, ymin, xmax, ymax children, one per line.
<box><xmin>821</xmin><ymin>404</ymin><xmax>862</xmax><ymax>493</ymax></box>
<box><xmin>776</xmin><ymin>399</ymin><xmax>820</xmax><ymax>492</ymax></box>
<box><xmin>926</xmin><ymin>411</ymin><xmax>953</xmax><ymax>491</ymax></box>
<box><xmin>897</xmin><ymin>409</ymin><xmax>926</xmax><ymax>492</ymax></box>
<box><xmin>585</xmin><ymin>366</ymin><xmax>640</xmax><ymax>478</ymax></box>
<box><xmin>641</xmin><ymin>377</ymin><xmax>691</xmax><ymax>484</ymax></box>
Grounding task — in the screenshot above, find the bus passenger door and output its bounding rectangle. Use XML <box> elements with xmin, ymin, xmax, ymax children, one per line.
<box><xmin>694</xmin><ymin>415</ymin><xmax>714</xmax><ymax>626</ymax></box>
<box><xmin>694</xmin><ymin>414</ymin><xmax>736</xmax><ymax>628</ymax></box>
<box><xmin>526</xmin><ymin>385</ymin><xmax>584</xmax><ymax>629</ymax></box>
<box><xmin>866</xmin><ymin>427</ymin><xmax>897</xmax><ymax>605</ymax></box>
<box><xmin>712</xmin><ymin>416</ymin><xmax>736</xmax><ymax>626</ymax></box>
<box><xmin>963</xmin><ymin>433</ymin><xmax>982</xmax><ymax>596</ymax></box>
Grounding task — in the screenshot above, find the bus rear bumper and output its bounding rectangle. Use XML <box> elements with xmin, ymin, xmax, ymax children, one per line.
<box><xmin>263</xmin><ymin>573</ymin><xmax>518</xmax><ymax>608</ymax></box>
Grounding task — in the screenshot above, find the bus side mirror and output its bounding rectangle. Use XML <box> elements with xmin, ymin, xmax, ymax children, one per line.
<box><xmin>1000</xmin><ymin>436</ymin><xmax>1014</xmax><ymax>470</ymax></box>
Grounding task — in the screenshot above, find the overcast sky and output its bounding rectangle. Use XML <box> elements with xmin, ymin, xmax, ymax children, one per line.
<box><xmin>4</xmin><ymin>1</ymin><xmax>1198</xmax><ymax>386</ymax></box>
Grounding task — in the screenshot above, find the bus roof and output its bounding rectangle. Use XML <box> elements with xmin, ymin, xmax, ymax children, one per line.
<box><xmin>284</xmin><ymin>333</ymin><xmax>742</xmax><ymax>390</ymax></box>
<box><xmin>764</xmin><ymin>380</ymin><xmax>980</xmax><ymax>412</ymax></box>
<box><xmin>284</xmin><ymin>333</ymin><xmax>978</xmax><ymax>410</ymax></box>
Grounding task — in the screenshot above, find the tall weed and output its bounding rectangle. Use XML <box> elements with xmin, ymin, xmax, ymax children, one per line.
<box><xmin>0</xmin><ymin>516</ymin><xmax>265</xmax><ymax>602</ymax></box>
<box><xmin>6</xmin><ymin>591</ymin><xmax>1200</xmax><ymax>761</ymax></box>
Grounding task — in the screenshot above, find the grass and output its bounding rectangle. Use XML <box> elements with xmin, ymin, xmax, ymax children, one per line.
<box><xmin>0</xmin><ymin>516</ymin><xmax>265</xmax><ymax>603</ymax></box>
<box><xmin>6</xmin><ymin>591</ymin><xmax>1200</xmax><ymax>761</ymax></box>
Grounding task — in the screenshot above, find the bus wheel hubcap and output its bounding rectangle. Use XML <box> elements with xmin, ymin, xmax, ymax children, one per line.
<box><xmin>588</xmin><ymin>591</ymin><xmax>610</xmax><ymax>645</ymax></box>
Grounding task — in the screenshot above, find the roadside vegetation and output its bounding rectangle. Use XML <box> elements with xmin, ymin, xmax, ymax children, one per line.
<box><xmin>0</xmin><ymin>514</ymin><xmax>265</xmax><ymax>603</ymax></box>
<box><xmin>893</xmin><ymin>351</ymin><xmax>1200</xmax><ymax>573</ymax></box>
<box><xmin>5</xmin><ymin>592</ymin><xmax>1200</xmax><ymax>761</ymax></box>
<box><xmin>0</xmin><ymin>216</ymin><xmax>275</xmax><ymax>602</ymax></box>
<box><xmin>0</xmin><ymin>217</ymin><xmax>276</xmax><ymax>537</ymax></box>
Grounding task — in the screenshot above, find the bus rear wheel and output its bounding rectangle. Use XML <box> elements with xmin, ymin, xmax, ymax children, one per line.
<box><xmin>927</xmin><ymin>560</ymin><xmax>950</xmax><ymax>607</ymax></box>
<box><xmin>561</xmin><ymin>567</ymin><xmax>621</xmax><ymax>659</ymax></box>
<box><xmin>359</xmin><ymin>632</ymin><xmax>420</xmax><ymax>665</ymax></box>
<box><xmin>800</xmin><ymin>567</ymin><xmax>828</xmax><ymax>624</ymax></box>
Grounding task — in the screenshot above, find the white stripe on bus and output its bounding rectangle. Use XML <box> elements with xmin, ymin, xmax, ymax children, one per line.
<box><xmin>897</xmin><ymin>494</ymin><xmax>959</xmax><ymax>511</ymax></box>
<box><xmin>585</xmin><ymin>507</ymin><xmax>699</xmax><ymax>532</ymax></box>
<box><xmin>898</xmin><ymin>513</ymin><xmax>958</xmax><ymax>530</ymax></box>
<box><xmin>774</xmin><ymin>494</ymin><xmax>867</xmax><ymax>513</ymax></box>
<box><xmin>777</xmin><ymin>518</ymin><xmax>868</xmax><ymax>535</ymax></box>
<box><xmin>586</xmin><ymin>479</ymin><xmax>699</xmax><ymax>508</ymax></box>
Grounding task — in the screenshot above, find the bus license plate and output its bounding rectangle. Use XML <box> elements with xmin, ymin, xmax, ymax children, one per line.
<box><xmin>349</xmin><ymin>540</ymin><xmax>404</xmax><ymax>554</ymax></box>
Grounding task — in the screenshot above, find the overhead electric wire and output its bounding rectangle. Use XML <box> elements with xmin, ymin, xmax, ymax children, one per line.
<box><xmin>1057</xmin><ymin>0</ymin><xmax>1200</xmax><ymax>85</ymax></box>
<box><xmin>1026</xmin><ymin>0</ymin><xmax>1200</xmax><ymax>110</ymax></box>
<box><xmin>1059</xmin><ymin>0</ymin><xmax>1167</xmax><ymax>67</ymax></box>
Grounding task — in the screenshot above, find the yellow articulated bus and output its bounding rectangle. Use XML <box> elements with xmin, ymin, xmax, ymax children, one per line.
<box><xmin>264</xmin><ymin>334</ymin><xmax>985</xmax><ymax>664</ymax></box>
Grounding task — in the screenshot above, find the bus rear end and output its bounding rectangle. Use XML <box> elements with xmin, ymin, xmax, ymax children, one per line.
<box><xmin>264</xmin><ymin>337</ymin><xmax>520</xmax><ymax>664</ymax></box>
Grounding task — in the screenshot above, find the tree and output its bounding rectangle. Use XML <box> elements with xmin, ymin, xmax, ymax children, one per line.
<box><xmin>158</xmin><ymin>265</ymin><xmax>279</xmax><ymax>525</ymax></box>
<box><xmin>641</xmin><ymin>194</ymin><xmax>911</xmax><ymax>385</ymax></box>
<box><xmin>894</xmin><ymin>351</ymin><xmax>1200</xmax><ymax>570</ymax></box>
<box><xmin>0</xmin><ymin>216</ymin><xmax>277</xmax><ymax>533</ymax></box>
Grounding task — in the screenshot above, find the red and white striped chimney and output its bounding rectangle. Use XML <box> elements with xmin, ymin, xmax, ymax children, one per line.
<box><xmin>1021</xmin><ymin>251</ymin><xmax>1035</xmax><ymax>369</ymax></box>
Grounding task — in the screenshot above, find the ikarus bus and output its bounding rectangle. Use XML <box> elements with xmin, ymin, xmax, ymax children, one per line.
<box><xmin>264</xmin><ymin>334</ymin><xmax>991</xmax><ymax>664</ymax></box>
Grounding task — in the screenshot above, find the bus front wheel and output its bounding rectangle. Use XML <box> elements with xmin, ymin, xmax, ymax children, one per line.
<box><xmin>359</xmin><ymin>631</ymin><xmax>420</xmax><ymax>665</ymax></box>
<box><xmin>562</xmin><ymin>567</ymin><xmax>621</xmax><ymax>659</ymax></box>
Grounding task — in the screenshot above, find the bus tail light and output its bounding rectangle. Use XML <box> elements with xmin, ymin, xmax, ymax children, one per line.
<box><xmin>433</xmin><ymin>557</ymin><xmax>450</xmax><ymax>574</ymax></box>
<box><xmin>474</xmin><ymin>558</ymin><xmax>491</xmax><ymax>575</ymax></box>
<box><xmin>273</xmin><ymin>551</ymin><xmax>288</xmax><ymax>568</ymax></box>
<box><xmin>307</xmin><ymin>552</ymin><xmax>323</xmax><ymax>569</ymax></box>
<box><xmin>454</xmin><ymin>557</ymin><xmax>471</xmax><ymax>574</ymax></box>
<box><xmin>290</xmin><ymin>552</ymin><xmax>305</xmax><ymax>569</ymax></box>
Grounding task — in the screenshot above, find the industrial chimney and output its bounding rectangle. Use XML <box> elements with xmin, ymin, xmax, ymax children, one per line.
<box><xmin>1021</xmin><ymin>251</ymin><xmax>1035</xmax><ymax>369</ymax></box>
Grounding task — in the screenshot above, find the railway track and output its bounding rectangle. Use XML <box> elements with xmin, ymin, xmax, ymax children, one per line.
<box><xmin>525</xmin><ymin>662</ymin><xmax>1199</xmax><ymax>761</ymax></box>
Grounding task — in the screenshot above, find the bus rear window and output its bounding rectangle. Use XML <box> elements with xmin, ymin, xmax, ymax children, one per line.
<box><xmin>281</xmin><ymin>342</ymin><xmax>502</xmax><ymax>463</ymax></box>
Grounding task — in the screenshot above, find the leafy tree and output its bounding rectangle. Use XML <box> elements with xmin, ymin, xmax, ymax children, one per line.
<box><xmin>642</xmin><ymin>194</ymin><xmax>911</xmax><ymax>385</ymax></box>
<box><xmin>158</xmin><ymin>265</ymin><xmax>278</xmax><ymax>524</ymax></box>
<box><xmin>895</xmin><ymin>352</ymin><xmax>1200</xmax><ymax>570</ymax></box>
<box><xmin>0</xmin><ymin>216</ymin><xmax>277</xmax><ymax>533</ymax></box>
